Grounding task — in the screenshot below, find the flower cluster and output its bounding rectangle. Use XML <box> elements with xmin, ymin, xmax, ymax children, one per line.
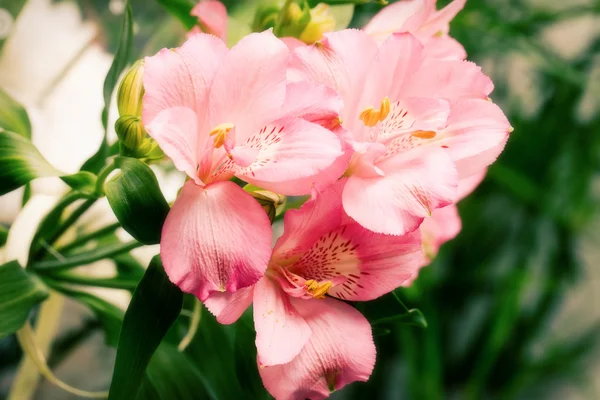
<box><xmin>141</xmin><ymin>0</ymin><xmax>511</xmax><ymax>398</ymax></box>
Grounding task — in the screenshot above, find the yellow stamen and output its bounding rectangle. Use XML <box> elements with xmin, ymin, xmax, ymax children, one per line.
<box><xmin>304</xmin><ymin>279</ymin><xmax>332</xmax><ymax>299</ymax></box>
<box><xmin>359</xmin><ymin>97</ymin><xmax>391</xmax><ymax>127</ymax></box>
<box><xmin>411</xmin><ymin>130</ymin><xmax>437</xmax><ymax>139</ymax></box>
<box><xmin>209</xmin><ymin>123</ymin><xmax>234</xmax><ymax>148</ymax></box>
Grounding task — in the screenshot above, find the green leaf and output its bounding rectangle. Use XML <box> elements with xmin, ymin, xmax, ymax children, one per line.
<box><xmin>156</xmin><ymin>0</ymin><xmax>198</xmax><ymax>30</ymax></box>
<box><xmin>0</xmin><ymin>87</ymin><xmax>32</xmax><ymax>139</ymax></box>
<box><xmin>0</xmin><ymin>261</ymin><xmax>49</xmax><ymax>338</ymax></box>
<box><xmin>102</xmin><ymin>3</ymin><xmax>133</xmax><ymax>130</ymax></box>
<box><xmin>0</xmin><ymin>225</ymin><xmax>7</xmax><ymax>247</ymax></box>
<box><xmin>56</xmin><ymin>286</ymin><xmax>125</xmax><ymax>347</ymax></box>
<box><xmin>371</xmin><ymin>308</ymin><xmax>428</xmax><ymax>329</ymax></box>
<box><xmin>0</xmin><ymin>129</ymin><xmax>60</xmax><ymax>195</ymax></box>
<box><xmin>185</xmin><ymin>305</ymin><xmax>247</xmax><ymax>400</ymax></box>
<box><xmin>109</xmin><ymin>255</ymin><xmax>183</xmax><ymax>400</ymax></box>
<box><xmin>60</xmin><ymin>171</ymin><xmax>97</xmax><ymax>195</ymax></box>
<box><xmin>0</xmin><ymin>130</ymin><xmax>99</xmax><ymax>195</ymax></box>
<box><xmin>136</xmin><ymin>343</ymin><xmax>216</xmax><ymax>400</ymax></box>
<box><xmin>105</xmin><ymin>157</ymin><xmax>170</xmax><ymax>245</ymax></box>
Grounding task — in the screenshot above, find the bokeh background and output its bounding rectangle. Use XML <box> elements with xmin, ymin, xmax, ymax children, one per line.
<box><xmin>0</xmin><ymin>0</ymin><xmax>599</xmax><ymax>399</ymax></box>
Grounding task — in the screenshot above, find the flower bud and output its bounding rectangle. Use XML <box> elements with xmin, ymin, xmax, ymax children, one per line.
<box><xmin>243</xmin><ymin>184</ymin><xmax>287</xmax><ymax>223</ymax></box>
<box><xmin>278</xmin><ymin>0</ymin><xmax>312</xmax><ymax>39</ymax></box>
<box><xmin>115</xmin><ymin>115</ymin><xmax>146</xmax><ymax>151</ymax></box>
<box><xmin>298</xmin><ymin>4</ymin><xmax>335</xmax><ymax>44</ymax></box>
<box><xmin>251</xmin><ymin>3</ymin><xmax>281</xmax><ymax>32</ymax></box>
<box><xmin>117</xmin><ymin>60</ymin><xmax>145</xmax><ymax>117</ymax></box>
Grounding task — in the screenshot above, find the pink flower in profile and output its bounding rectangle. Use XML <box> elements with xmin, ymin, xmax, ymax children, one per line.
<box><xmin>364</xmin><ymin>0</ymin><xmax>468</xmax><ymax>59</ymax></box>
<box><xmin>142</xmin><ymin>31</ymin><xmax>344</xmax><ymax>301</ymax></box>
<box><xmin>203</xmin><ymin>182</ymin><xmax>426</xmax><ymax>399</ymax></box>
<box><xmin>290</xmin><ymin>30</ymin><xmax>511</xmax><ymax>236</ymax></box>
<box><xmin>188</xmin><ymin>0</ymin><xmax>228</xmax><ymax>42</ymax></box>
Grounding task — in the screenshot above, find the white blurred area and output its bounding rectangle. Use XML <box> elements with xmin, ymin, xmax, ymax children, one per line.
<box><xmin>0</xmin><ymin>0</ymin><xmax>110</xmax><ymax>224</ymax></box>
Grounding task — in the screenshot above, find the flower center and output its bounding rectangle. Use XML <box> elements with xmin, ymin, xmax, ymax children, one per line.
<box><xmin>359</xmin><ymin>97</ymin><xmax>391</xmax><ymax>127</ymax></box>
<box><xmin>209</xmin><ymin>122</ymin><xmax>234</xmax><ymax>148</ymax></box>
<box><xmin>304</xmin><ymin>279</ymin><xmax>332</xmax><ymax>299</ymax></box>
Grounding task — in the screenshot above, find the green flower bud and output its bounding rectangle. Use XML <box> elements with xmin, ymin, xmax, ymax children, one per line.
<box><xmin>277</xmin><ymin>0</ymin><xmax>312</xmax><ymax>39</ymax></box>
<box><xmin>115</xmin><ymin>115</ymin><xmax>146</xmax><ymax>151</ymax></box>
<box><xmin>117</xmin><ymin>60</ymin><xmax>145</xmax><ymax>117</ymax></box>
<box><xmin>298</xmin><ymin>3</ymin><xmax>336</xmax><ymax>44</ymax></box>
<box><xmin>251</xmin><ymin>3</ymin><xmax>281</xmax><ymax>32</ymax></box>
<box><xmin>243</xmin><ymin>184</ymin><xmax>287</xmax><ymax>223</ymax></box>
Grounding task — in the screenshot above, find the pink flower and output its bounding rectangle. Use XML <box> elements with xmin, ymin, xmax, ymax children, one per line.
<box><xmin>188</xmin><ymin>0</ymin><xmax>228</xmax><ymax>42</ymax></box>
<box><xmin>204</xmin><ymin>182</ymin><xmax>426</xmax><ymax>399</ymax></box>
<box><xmin>290</xmin><ymin>30</ymin><xmax>511</xmax><ymax>236</ymax></box>
<box><xmin>142</xmin><ymin>31</ymin><xmax>344</xmax><ymax>301</ymax></box>
<box><xmin>363</xmin><ymin>0</ymin><xmax>468</xmax><ymax>59</ymax></box>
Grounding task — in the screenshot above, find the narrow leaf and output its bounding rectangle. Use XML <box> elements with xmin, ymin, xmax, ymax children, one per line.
<box><xmin>56</xmin><ymin>287</ymin><xmax>125</xmax><ymax>347</ymax></box>
<box><xmin>0</xmin><ymin>130</ymin><xmax>98</xmax><ymax>195</ymax></box>
<box><xmin>0</xmin><ymin>261</ymin><xmax>49</xmax><ymax>338</ymax></box>
<box><xmin>156</xmin><ymin>0</ymin><xmax>198</xmax><ymax>29</ymax></box>
<box><xmin>102</xmin><ymin>3</ymin><xmax>133</xmax><ymax>130</ymax></box>
<box><xmin>0</xmin><ymin>129</ymin><xmax>60</xmax><ymax>195</ymax></box>
<box><xmin>105</xmin><ymin>157</ymin><xmax>170</xmax><ymax>245</ymax></box>
<box><xmin>0</xmin><ymin>87</ymin><xmax>32</xmax><ymax>139</ymax></box>
<box><xmin>108</xmin><ymin>255</ymin><xmax>183</xmax><ymax>400</ymax></box>
<box><xmin>136</xmin><ymin>343</ymin><xmax>216</xmax><ymax>400</ymax></box>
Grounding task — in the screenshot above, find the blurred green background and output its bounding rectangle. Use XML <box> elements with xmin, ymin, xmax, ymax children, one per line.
<box><xmin>1</xmin><ymin>0</ymin><xmax>599</xmax><ymax>399</ymax></box>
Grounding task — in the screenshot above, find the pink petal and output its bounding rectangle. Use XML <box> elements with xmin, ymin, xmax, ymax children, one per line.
<box><xmin>259</xmin><ymin>297</ymin><xmax>375</xmax><ymax>400</ymax></box>
<box><xmin>281</xmin><ymin>36</ymin><xmax>307</xmax><ymax>50</ymax></box>
<box><xmin>419</xmin><ymin>0</ymin><xmax>466</xmax><ymax>37</ymax></box>
<box><xmin>144</xmin><ymin>107</ymin><xmax>201</xmax><ymax>184</ymax></box>
<box><xmin>363</xmin><ymin>0</ymin><xmax>428</xmax><ymax>42</ymax></box>
<box><xmin>457</xmin><ymin>169</ymin><xmax>487</xmax><ymax>201</ymax></box>
<box><xmin>208</xmin><ymin>31</ymin><xmax>289</xmax><ymax>137</ymax></box>
<box><xmin>204</xmin><ymin>286</ymin><xmax>254</xmax><ymax>325</ymax></box>
<box><xmin>290</xmin><ymin>30</ymin><xmax>379</xmax><ymax>123</ymax></box>
<box><xmin>343</xmin><ymin>148</ymin><xmax>458</xmax><ymax>235</ymax></box>
<box><xmin>422</xmin><ymin>35</ymin><xmax>467</xmax><ymax>60</ymax></box>
<box><xmin>142</xmin><ymin>33</ymin><xmax>228</xmax><ymax>126</ymax></box>
<box><xmin>190</xmin><ymin>0</ymin><xmax>228</xmax><ymax>42</ymax></box>
<box><xmin>254</xmin><ymin>278</ymin><xmax>312</xmax><ymax>367</ymax></box>
<box><xmin>420</xmin><ymin>204</ymin><xmax>462</xmax><ymax>258</ymax></box>
<box><xmin>440</xmin><ymin>99</ymin><xmax>511</xmax><ymax>178</ymax></box>
<box><xmin>376</xmin><ymin>97</ymin><xmax>450</xmax><ymax>142</ymax></box>
<box><xmin>232</xmin><ymin>118</ymin><xmax>343</xmax><ymax>196</ymax></box>
<box><xmin>161</xmin><ymin>181</ymin><xmax>272</xmax><ymax>301</ymax></box>
<box><xmin>272</xmin><ymin>181</ymin><xmax>346</xmax><ymax>265</ymax></box>
<box><xmin>403</xmin><ymin>59</ymin><xmax>494</xmax><ymax>100</ymax></box>
<box><xmin>358</xmin><ymin>34</ymin><xmax>425</xmax><ymax>134</ymax></box>
<box><xmin>280</xmin><ymin>81</ymin><xmax>343</xmax><ymax>128</ymax></box>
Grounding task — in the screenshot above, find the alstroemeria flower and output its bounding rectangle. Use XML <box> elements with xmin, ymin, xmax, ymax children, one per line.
<box><xmin>203</xmin><ymin>182</ymin><xmax>426</xmax><ymax>399</ymax></box>
<box><xmin>363</xmin><ymin>0</ymin><xmax>467</xmax><ymax>59</ymax></box>
<box><xmin>143</xmin><ymin>31</ymin><xmax>344</xmax><ymax>301</ymax></box>
<box><xmin>188</xmin><ymin>0</ymin><xmax>228</xmax><ymax>42</ymax></box>
<box><xmin>290</xmin><ymin>30</ymin><xmax>511</xmax><ymax>236</ymax></box>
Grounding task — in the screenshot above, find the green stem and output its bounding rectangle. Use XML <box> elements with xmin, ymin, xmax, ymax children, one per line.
<box><xmin>47</xmin><ymin>198</ymin><xmax>96</xmax><ymax>246</ymax></box>
<box><xmin>55</xmin><ymin>222</ymin><xmax>121</xmax><ymax>253</ymax></box>
<box><xmin>29</xmin><ymin>192</ymin><xmax>91</xmax><ymax>261</ymax></box>
<box><xmin>33</xmin><ymin>240</ymin><xmax>143</xmax><ymax>273</ymax></box>
<box><xmin>42</xmin><ymin>272</ymin><xmax>139</xmax><ymax>291</ymax></box>
<box><xmin>95</xmin><ymin>158</ymin><xmax>118</xmax><ymax>196</ymax></box>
